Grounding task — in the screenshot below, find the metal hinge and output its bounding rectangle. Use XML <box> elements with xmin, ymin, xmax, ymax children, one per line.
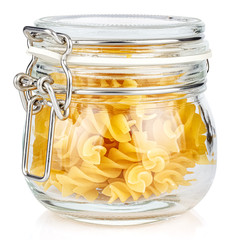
<box><xmin>13</xmin><ymin>26</ymin><xmax>73</xmax><ymax>182</ymax></box>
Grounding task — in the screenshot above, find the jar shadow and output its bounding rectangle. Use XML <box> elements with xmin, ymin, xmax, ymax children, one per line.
<box><xmin>28</xmin><ymin>209</ymin><xmax>206</xmax><ymax>240</ymax></box>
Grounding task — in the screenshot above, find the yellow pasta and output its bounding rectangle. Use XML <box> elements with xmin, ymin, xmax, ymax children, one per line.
<box><xmin>81</xmin><ymin>109</ymin><xmax>132</xmax><ymax>142</ymax></box>
<box><xmin>152</xmin><ymin>117</ymin><xmax>185</xmax><ymax>153</ymax></box>
<box><xmin>30</xmin><ymin>62</ymin><xmax>215</xmax><ymax>204</ymax></box>
<box><xmin>124</xmin><ymin>163</ymin><xmax>153</xmax><ymax>193</ymax></box>
<box><xmin>77</xmin><ymin>132</ymin><xmax>107</xmax><ymax>165</ymax></box>
<box><xmin>144</xmin><ymin>148</ymin><xmax>169</xmax><ymax>172</ymax></box>
<box><xmin>102</xmin><ymin>180</ymin><xmax>141</xmax><ymax>203</ymax></box>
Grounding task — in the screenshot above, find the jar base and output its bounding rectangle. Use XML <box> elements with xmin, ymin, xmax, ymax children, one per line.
<box><xmin>60</xmin><ymin>214</ymin><xmax>176</xmax><ymax>225</ymax></box>
<box><xmin>29</xmin><ymin>182</ymin><xmax>190</xmax><ymax>226</ymax></box>
<box><xmin>45</xmin><ymin>199</ymin><xmax>182</xmax><ymax>225</ymax></box>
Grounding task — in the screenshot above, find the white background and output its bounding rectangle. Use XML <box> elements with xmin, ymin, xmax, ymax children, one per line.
<box><xmin>1</xmin><ymin>0</ymin><xmax>232</xmax><ymax>239</ymax></box>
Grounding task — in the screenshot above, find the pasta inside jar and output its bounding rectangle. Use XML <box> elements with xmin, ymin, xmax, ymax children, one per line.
<box><xmin>30</xmin><ymin>73</ymin><xmax>215</xmax><ymax>203</ymax></box>
<box><xmin>15</xmin><ymin>15</ymin><xmax>216</xmax><ymax>225</ymax></box>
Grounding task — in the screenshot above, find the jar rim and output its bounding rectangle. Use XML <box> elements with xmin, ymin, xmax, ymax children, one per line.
<box><xmin>35</xmin><ymin>14</ymin><xmax>205</xmax><ymax>42</ymax></box>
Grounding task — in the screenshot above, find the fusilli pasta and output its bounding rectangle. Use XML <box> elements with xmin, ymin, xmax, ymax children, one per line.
<box><xmin>30</xmin><ymin>68</ymin><xmax>214</xmax><ymax>204</ymax></box>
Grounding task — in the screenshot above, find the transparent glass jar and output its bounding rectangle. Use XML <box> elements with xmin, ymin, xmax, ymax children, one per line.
<box><xmin>14</xmin><ymin>15</ymin><xmax>216</xmax><ymax>225</ymax></box>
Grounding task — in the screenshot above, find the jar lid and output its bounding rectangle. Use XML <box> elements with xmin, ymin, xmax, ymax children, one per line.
<box><xmin>35</xmin><ymin>14</ymin><xmax>205</xmax><ymax>42</ymax></box>
<box><xmin>28</xmin><ymin>14</ymin><xmax>210</xmax><ymax>66</ymax></box>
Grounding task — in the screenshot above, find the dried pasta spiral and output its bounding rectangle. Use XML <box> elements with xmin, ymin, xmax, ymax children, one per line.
<box><xmin>77</xmin><ymin>131</ymin><xmax>107</xmax><ymax>165</ymax></box>
<box><xmin>143</xmin><ymin>148</ymin><xmax>169</xmax><ymax>172</ymax></box>
<box><xmin>124</xmin><ymin>163</ymin><xmax>153</xmax><ymax>193</ymax></box>
<box><xmin>102</xmin><ymin>180</ymin><xmax>141</xmax><ymax>203</ymax></box>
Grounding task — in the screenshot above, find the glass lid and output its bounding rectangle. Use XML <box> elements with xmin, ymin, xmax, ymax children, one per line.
<box><xmin>35</xmin><ymin>14</ymin><xmax>205</xmax><ymax>42</ymax></box>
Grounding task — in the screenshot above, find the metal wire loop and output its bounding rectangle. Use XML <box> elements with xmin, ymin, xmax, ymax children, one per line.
<box><xmin>56</xmin><ymin>33</ymin><xmax>73</xmax><ymax>111</ymax></box>
<box><xmin>22</xmin><ymin>94</ymin><xmax>56</xmax><ymax>182</ymax></box>
<box><xmin>13</xmin><ymin>73</ymin><xmax>37</xmax><ymax>91</ymax></box>
<box><xmin>23</xmin><ymin>26</ymin><xmax>65</xmax><ymax>45</ymax></box>
<box><xmin>206</xmin><ymin>59</ymin><xmax>210</xmax><ymax>73</ymax></box>
<box><xmin>37</xmin><ymin>76</ymin><xmax>54</xmax><ymax>94</ymax></box>
<box><xmin>42</xmin><ymin>81</ymin><xmax>69</xmax><ymax>120</ymax></box>
<box><xmin>30</xmin><ymin>95</ymin><xmax>44</xmax><ymax>114</ymax></box>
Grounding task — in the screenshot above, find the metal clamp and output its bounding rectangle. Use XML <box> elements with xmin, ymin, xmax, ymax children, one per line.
<box><xmin>14</xmin><ymin>73</ymin><xmax>70</xmax><ymax>119</ymax></box>
<box><xmin>18</xmin><ymin>26</ymin><xmax>73</xmax><ymax>118</ymax></box>
<box><xmin>14</xmin><ymin>26</ymin><xmax>73</xmax><ymax>182</ymax></box>
<box><xmin>22</xmin><ymin>96</ymin><xmax>56</xmax><ymax>182</ymax></box>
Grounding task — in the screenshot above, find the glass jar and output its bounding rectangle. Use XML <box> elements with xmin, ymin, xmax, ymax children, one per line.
<box><xmin>14</xmin><ymin>15</ymin><xmax>216</xmax><ymax>225</ymax></box>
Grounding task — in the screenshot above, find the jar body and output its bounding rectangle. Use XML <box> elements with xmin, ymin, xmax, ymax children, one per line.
<box><xmin>26</xmin><ymin>64</ymin><xmax>216</xmax><ymax>224</ymax></box>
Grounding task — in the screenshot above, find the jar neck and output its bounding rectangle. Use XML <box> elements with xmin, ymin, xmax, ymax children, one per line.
<box><xmin>32</xmin><ymin>39</ymin><xmax>209</xmax><ymax>98</ymax></box>
<box><xmin>35</xmin><ymin>37</ymin><xmax>209</xmax><ymax>59</ymax></box>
